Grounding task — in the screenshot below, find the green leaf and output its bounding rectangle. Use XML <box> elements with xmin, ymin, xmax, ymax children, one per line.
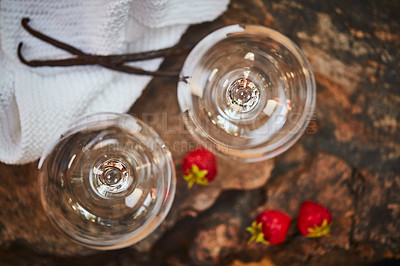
<box><xmin>246</xmin><ymin>226</ymin><xmax>256</xmax><ymax>234</ymax></box>
<box><xmin>307</xmin><ymin>219</ymin><xmax>332</xmax><ymax>237</ymax></box>
<box><xmin>246</xmin><ymin>221</ymin><xmax>269</xmax><ymax>245</ymax></box>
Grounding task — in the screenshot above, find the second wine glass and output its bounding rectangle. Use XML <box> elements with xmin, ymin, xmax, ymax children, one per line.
<box><xmin>178</xmin><ymin>25</ymin><xmax>316</xmax><ymax>162</ymax></box>
<box><xmin>38</xmin><ymin>113</ymin><xmax>176</xmax><ymax>250</ymax></box>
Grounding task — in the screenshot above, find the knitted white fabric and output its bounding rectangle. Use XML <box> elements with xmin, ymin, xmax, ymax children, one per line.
<box><xmin>0</xmin><ymin>0</ymin><xmax>229</xmax><ymax>164</ymax></box>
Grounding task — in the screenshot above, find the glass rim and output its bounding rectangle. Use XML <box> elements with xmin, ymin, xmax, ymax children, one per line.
<box><xmin>38</xmin><ymin>112</ymin><xmax>176</xmax><ymax>250</ymax></box>
<box><xmin>178</xmin><ymin>24</ymin><xmax>316</xmax><ymax>162</ymax></box>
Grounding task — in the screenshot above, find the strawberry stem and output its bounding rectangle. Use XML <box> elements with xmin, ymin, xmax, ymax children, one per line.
<box><xmin>183</xmin><ymin>164</ymin><xmax>209</xmax><ymax>188</ymax></box>
<box><xmin>246</xmin><ymin>221</ymin><xmax>269</xmax><ymax>245</ymax></box>
<box><xmin>307</xmin><ymin>219</ymin><xmax>332</xmax><ymax>238</ymax></box>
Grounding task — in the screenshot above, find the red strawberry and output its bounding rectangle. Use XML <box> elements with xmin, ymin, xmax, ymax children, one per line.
<box><xmin>182</xmin><ymin>148</ymin><xmax>217</xmax><ymax>188</ymax></box>
<box><xmin>246</xmin><ymin>210</ymin><xmax>291</xmax><ymax>245</ymax></box>
<box><xmin>298</xmin><ymin>200</ymin><xmax>332</xmax><ymax>237</ymax></box>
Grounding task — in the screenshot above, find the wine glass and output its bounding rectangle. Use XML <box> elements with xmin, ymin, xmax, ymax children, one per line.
<box><xmin>178</xmin><ymin>25</ymin><xmax>316</xmax><ymax>162</ymax></box>
<box><xmin>38</xmin><ymin>112</ymin><xmax>176</xmax><ymax>250</ymax></box>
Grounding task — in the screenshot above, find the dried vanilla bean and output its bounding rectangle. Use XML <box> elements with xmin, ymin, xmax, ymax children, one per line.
<box><xmin>18</xmin><ymin>17</ymin><xmax>187</xmax><ymax>77</ymax></box>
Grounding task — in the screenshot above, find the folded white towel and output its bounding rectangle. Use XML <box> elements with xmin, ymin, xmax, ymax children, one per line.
<box><xmin>0</xmin><ymin>0</ymin><xmax>229</xmax><ymax>164</ymax></box>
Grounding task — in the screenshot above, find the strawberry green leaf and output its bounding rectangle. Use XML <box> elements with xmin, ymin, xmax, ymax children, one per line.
<box><xmin>246</xmin><ymin>221</ymin><xmax>269</xmax><ymax>245</ymax></box>
<box><xmin>307</xmin><ymin>219</ymin><xmax>332</xmax><ymax>238</ymax></box>
<box><xmin>183</xmin><ymin>164</ymin><xmax>209</xmax><ymax>188</ymax></box>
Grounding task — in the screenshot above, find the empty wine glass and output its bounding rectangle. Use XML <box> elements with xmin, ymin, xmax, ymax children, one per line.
<box><xmin>178</xmin><ymin>25</ymin><xmax>316</xmax><ymax>162</ymax></box>
<box><xmin>38</xmin><ymin>113</ymin><xmax>176</xmax><ymax>250</ymax></box>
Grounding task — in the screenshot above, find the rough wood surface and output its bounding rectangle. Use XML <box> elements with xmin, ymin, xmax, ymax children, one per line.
<box><xmin>0</xmin><ymin>0</ymin><xmax>399</xmax><ymax>265</ymax></box>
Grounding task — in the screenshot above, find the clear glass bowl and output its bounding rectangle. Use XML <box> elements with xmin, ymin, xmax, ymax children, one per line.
<box><xmin>38</xmin><ymin>113</ymin><xmax>176</xmax><ymax>250</ymax></box>
<box><xmin>178</xmin><ymin>25</ymin><xmax>316</xmax><ymax>162</ymax></box>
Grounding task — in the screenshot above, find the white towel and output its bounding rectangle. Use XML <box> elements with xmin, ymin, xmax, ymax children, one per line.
<box><xmin>0</xmin><ymin>0</ymin><xmax>229</xmax><ymax>164</ymax></box>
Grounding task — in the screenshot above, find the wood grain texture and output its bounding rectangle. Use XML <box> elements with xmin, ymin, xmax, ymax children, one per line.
<box><xmin>0</xmin><ymin>0</ymin><xmax>399</xmax><ymax>265</ymax></box>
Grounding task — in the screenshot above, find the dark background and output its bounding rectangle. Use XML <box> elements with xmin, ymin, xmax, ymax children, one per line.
<box><xmin>0</xmin><ymin>0</ymin><xmax>399</xmax><ymax>265</ymax></box>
